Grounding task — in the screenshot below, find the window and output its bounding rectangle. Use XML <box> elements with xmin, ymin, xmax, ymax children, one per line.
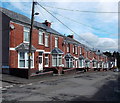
<box><xmin>55</xmin><ymin>37</ymin><xmax>58</xmax><ymax>47</ymax></box>
<box><xmin>73</xmin><ymin>45</ymin><xmax>75</xmax><ymax>53</ymax></box>
<box><xmin>45</xmin><ymin>35</ymin><xmax>49</xmax><ymax>47</ymax></box>
<box><xmin>93</xmin><ymin>62</ymin><xmax>96</xmax><ymax>68</ymax></box>
<box><xmin>75</xmin><ymin>46</ymin><xmax>78</xmax><ymax>54</ymax></box>
<box><xmin>86</xmin><ymin>52</ymin><xmax>88</xmax><ymax>57</ymax></box>
<box><xmin>79</xmin><ymin>59</ymin><xmax>83</xmax><ymax>68</ymax></box>
<box><xmin>85</xmin><ymin>62</ymin><xmax>89</xmax><ymax>68</ymax></box>
<box><xmin>39</xmin><ymin>31</ymin><xmax>43</xmax><ymax>44</ymax></box>
<box><xmin>45</xmin><ymin>54</ymin><xmax>49</xmax><ymax>67</ymax></box>
<box><xmin>80</xmin><ymin>47</ymin><xmax>82</xmax><ymax>54</ymax></box>
<box><xmin>66</xmin><ymin>58</ymin><xmax>73</xmax><ymax>68</ymax></box>
<box><xmin>59</xmin><ymin>55</ymin><xmax>62</xmax><ymax>65</ymax></box>
<box><xmin>24</xmin><ymin>27</ymin><xmax>30</xmax><ymax>42</ymax></box>
<box><xmin>52</xmin><ymin>55</ymin><xmax>62</xmax><ymax>66</ymax></box>
<box><xmin>18</xmin><ymin>52</ymin><xmax>34</xmax><ymax>68</ymax></box>
<box><xmin>67</xmin><ymin>44</ymin><xmax>70</xmax><ymax>52</ymax></box>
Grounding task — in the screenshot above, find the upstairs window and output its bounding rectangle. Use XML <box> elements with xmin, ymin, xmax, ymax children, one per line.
<box><xmin>45</xmin><ymin>34</ymin><xmax>49</xmax><ymax>47</ymax></box>
<box><xmin>24</xmin><ymin>27</ymin><xmax>30</xmax><ymax>42</ymax></box>
<box><xmin>73</xmin><ymin>45</ymin><xmax>75</xmax><ymax>53</ymax></box>
<box><xmin>75</xmin><ymin>46</ymin><xmax>78</xmax><ymax>54</ymax></box>
<box><xmin>67</xmin><ymin>43</ymin><xmax>70</xmax><ymax>52</ymax></box>
<box><xmin>55</xmin><ymin>37</ymin><xmax>58</xmax><ymax>48</ymax></box>
<box><xmin>39</xmin><ymin>30</ymin><xmax>43</xmax><ymax>44</ymax></box>
<box><xmin>80</xmin><ymin>47</ymin><xmax>82</xmax><ymax>54</ymax></box>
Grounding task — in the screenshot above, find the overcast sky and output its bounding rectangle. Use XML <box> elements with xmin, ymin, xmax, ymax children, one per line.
<box><xmin>0</xmin><ymin>0</ymin><xmax>118</xmax><ymax>52</ymax></box>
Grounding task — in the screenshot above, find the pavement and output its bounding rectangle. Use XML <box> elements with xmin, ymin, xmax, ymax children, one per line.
<box><xmin>1</xmin><ymin>72</ymin><xmax>85</xmax><ymax>88</ymax></box>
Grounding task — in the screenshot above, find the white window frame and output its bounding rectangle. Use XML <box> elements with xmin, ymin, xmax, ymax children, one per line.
<box><xmin>85</xmin><ymin>62</ymin><xmax>90</xmax><ymax>68</ymax></box>
<box><xmin>80</xmin><ymin>47</ymin><xmax>82</xmax><ymax>54</ymax></box>
<box><xmin>45</xmin><ymin>55</ymin><xmax>49</xmax><ymax>67</ymax></box>
<box><xmin>75</xmin><ymin>46</ymin><xmax>77</xmax><ymax>54</ymax></box>
<box><xmin>39</xmin><ymin>30</ymin><xmax>43</xmax><ymax>45</ymax></box>
<box><xmin>18</xmin><ymin>52</ymin><xmax>34</xmax><ymax>68</ymax></box>
<box><xmin>52</xmin><ymin>54</ymin><xmax>62</xmax><ymax>67</ymax></box>
<box><xmin>86</xmin><ymin>52</ymin><xmax>88</xmax><ymax>57</ymax></box>
<box><xmin>93</xmin><ymin>61</ymin><xmax>97</xmax><ymax>68</ymax></box>
<box><xmin>55</xmin><ymin>37</ymin><xmax>58</xmax><ymax>48</ymax></box>
<box><xmin>23</xmin><ymin>27</ymin><xmax>30</xmax><ymax>43</ymax></box>
<box><xmin>67</xmin><ymin>44</ymin><xmax>70</xmax><ymax>52</ymax></box>
<box><xmin>73</xmin><ymin>45</ymin><xmax>75</xmax><ymax>53</ymax></box>
<box><xmin>45</xmin><ymin>34</ymin><xmax>49</xmax><ymax>47</ymax></box>
<box><xmin>79</xmin><ymin>59</ymin><xmax>84</xmax><ymax>68</ymax></box>
<box><xmin>66</xmin><ymin>58</ymin><xmax>73</xmax><ymax>68</ymax></box>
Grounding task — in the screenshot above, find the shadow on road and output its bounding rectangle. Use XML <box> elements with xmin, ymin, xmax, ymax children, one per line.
<box><xmin>71</xmin><ymin>74</ymin><xmax>120</xmax><ymax>102</ymax></box>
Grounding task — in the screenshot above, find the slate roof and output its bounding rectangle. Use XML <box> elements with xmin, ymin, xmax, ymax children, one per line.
<box><xmin>95</xmin><ymin>51</ymin><xmax>102</xmax><ymax>55</ymax></box>
<box><xmin>15</xmin><ymin>43</ymin><xmax>36</xmax><ymax>52</ymax></box>
<box><xmin>92</xmin><ymin>59</ymin><xmax>97</xmax><ymax>62</ymax></box>
<box><xmin>79</xmin><ymin>54</ymin><xmax>84</xmax><ymax>59</ymax></box>
<box><xmin>51</xmin><ymin>48</ymin><xmax>64</xmax><ymax>54</ymax></box>
<box><xmin>65</xmin><ymin>53</ymin><xmax>74</xmax><ymax>59</ymax></box>
<box><xmin>85</xmin><ymin>58</ymin><xmax>90</xmax><ymax>62</ymax></box>
<box><xmin>0</xmin><ymin>7</ymin><xmax>63</xmax><ymax>36</ymax></box>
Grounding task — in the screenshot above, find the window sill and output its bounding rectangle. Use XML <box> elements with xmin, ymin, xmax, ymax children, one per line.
<box><xmin>45</xmin><ymin>65</ymin><xmax>49</xmax><ymax>67</ymax></box>
<box><xmin>39</xmin><ymin>43</ymin><xmax>44</xmax><ymax>45</ymax></box>
<box><xmin>18</xmin><ymin>67</ymin><xmax>34</xmax><ymax>69</ymax></box>
<box><xmin>45</xmin><ymin>46</ymin><xmax>49</xmax><ymax>48</ymax></box>
<box><xmin>23</xmin><ymin>41</ymin><xmax>29</xmax><ymax>43</ymax></box>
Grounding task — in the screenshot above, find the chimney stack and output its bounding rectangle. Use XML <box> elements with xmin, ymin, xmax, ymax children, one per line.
<box><xmin>67</xmin><ymin>34</ymin><xmax>74</xmax><ymax>39</ymax></box>
<box><xmin>42</xmin><ymin>20</ymin><xmax>51</xmax><ymax>27</ymax></box>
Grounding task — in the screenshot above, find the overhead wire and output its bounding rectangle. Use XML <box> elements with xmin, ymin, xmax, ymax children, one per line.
<box><xmin>48</xmin><ymin>10</ymin><xmax>113</xmax><ymax>35</ymax></box>
<box><xmin>42</xmin><ymin>4</ymin><xmax>119</xmax><ymax>14</ymax></box>
<box><xmin>36</xmin><ymin>2</ymin><xmax>95</xmax><ymax>48</ymax></box>
<box><xmin>35</xmin><ymin>6</ymin><xmax>47</xmax><ymax>20</ymax></box>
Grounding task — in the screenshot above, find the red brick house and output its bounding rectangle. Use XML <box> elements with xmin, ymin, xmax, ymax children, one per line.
<box><xmin>0</xmin><ymin>7</ymin><xmax>110</xmax><ymax>77</ymax></box>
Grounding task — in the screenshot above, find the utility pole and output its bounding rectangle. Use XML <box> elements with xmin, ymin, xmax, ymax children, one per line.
<box><xmin>28</xmin><ymin>1</ymin><xmax>35</xmax><ymax>79</ymax></box>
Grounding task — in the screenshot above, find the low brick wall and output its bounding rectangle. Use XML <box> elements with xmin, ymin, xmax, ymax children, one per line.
<box><xmin>9</xmin><ymin>68</ymin><xmax>28</xmax><ymax>78</ymax></box>
<box><xmin>2</xmin><ymin>68</ymin><xmax>10</xmax><ymax>74</ymax></box>
<box><xmin>62</xmin><ymin>68</ymin><xmax>76</xmax><ymax>75</ymax></box>
<box><xmin>30</xmin><ymin>71</ymin><xmax>53</xmax><ymax>79</ymax></box>
<box><xmin>44</xmin><ymin>67</ymin><xmax>58</xmax><ymax>74</ymax></box>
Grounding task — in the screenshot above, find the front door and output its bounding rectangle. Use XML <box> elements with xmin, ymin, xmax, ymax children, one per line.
<box><xmin>39</xmin><ymin>52</ymin><xmax>43</xmax><ymax>71</ymax></box>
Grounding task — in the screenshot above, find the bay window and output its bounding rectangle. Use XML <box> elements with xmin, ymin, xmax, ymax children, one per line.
<box><xmin>18</xmin><ymin>52</ymin><xmax>34</xmax><ymax>68</ymax></box>
<box><xmin>52</xmin><ymin>54</ymin><xmax>62</xmax><ymax>67</ymax></box>
<box><xmin>66</xmin><ymin>58</ymin><xmax>73</xmax><ymax>68</ymax></box>
<box><xmin>79</xmin><ymin>59</ymin><xmax>83</xmax><ymax>68</ymax></box>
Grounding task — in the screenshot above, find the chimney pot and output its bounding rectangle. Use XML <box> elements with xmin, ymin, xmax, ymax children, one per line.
<box><xmin>42</xmin><ymin>20</ymin><xmax>51</xmax><ymax>27</ymax></box>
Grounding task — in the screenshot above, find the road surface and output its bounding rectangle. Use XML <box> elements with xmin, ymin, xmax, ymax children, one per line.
<box><xmin>2</xmin><ymin>71</ymin><xmax>120</xmax><ymax>102</ymax></box>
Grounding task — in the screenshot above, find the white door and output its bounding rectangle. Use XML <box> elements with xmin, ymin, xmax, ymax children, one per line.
<box><xmin>39</xmin><ymin>52</ymin><xmax>43</xmax><ymax>71</ymax></box>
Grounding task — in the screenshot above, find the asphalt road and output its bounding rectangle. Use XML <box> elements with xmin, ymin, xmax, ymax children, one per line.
<box><xmin>2</xmin><ymin>71</ymin><xmax>120</xmax><ymax>102</ymax></box>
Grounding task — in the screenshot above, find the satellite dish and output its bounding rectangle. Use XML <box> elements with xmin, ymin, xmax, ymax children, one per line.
<box><xmin>10</xmin><ymin>24</ymin><xmax>15</xmax><ymax>30</ymax></box>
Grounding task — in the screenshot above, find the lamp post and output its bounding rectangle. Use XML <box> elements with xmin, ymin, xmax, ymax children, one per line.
<box><xmin>28</xmin><ymin>1</ymin><xmax>39</xmax><ymax>79</ymax></box>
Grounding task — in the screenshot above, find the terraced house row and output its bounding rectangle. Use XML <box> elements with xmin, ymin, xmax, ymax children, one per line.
<box><xmin>0</xmin><ymin>7</ymin><xmax>112</xmax><ymax>77</ymax></box>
